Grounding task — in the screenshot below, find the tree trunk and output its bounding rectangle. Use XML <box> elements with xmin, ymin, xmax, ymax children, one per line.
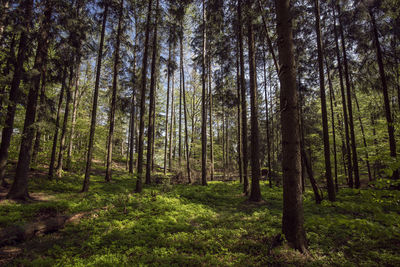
<box><xmin>209</xmin><ymin>58</ymin><xmax>214</xmax><ymax>181</ymax></box>
<box><xmin>301</xmin><ymin>148</ymin><xmax>322</xmax><ymax>204</ymax></box>
<box><xmin>0</xmin><ymin>0</ymin><xmax>33</xmax><ymax>186</ymax></box>
<box><xmin>145</xmin><ymin>0</ymin><xmax>160</xmax><ymax>185</ymax></box>
<box><xmin>369</xmin><ymin>8</ymin><xmax>399</xmax><ymax>180</ymax></box>
<box><xmin>82</xmin><ymin>1</ymin><xmax>109</xmax><ymax>192</ymax></box>
<box><xmin>168</xmin><ymin>50</ymin><xmax>176</xmax><ymax>170</ymax></box>
<box><xmin>135</xmin><ymin>0</ymin><xmax>153</xmax><ymax>193</ymax></box>
<box><xmin>332</xmin><ymin>4</ymin><xmax>353</xmax><ymax>188</ymax></box>
<box><xmin>201</xmin><ymin>0</ymin><xmax>207</xmax><ymax>186</ymax></box>
<box><xmin>7</xmin><ymin>0</ymin><xmax>50</xmax><ymax>200</ymax></box>
<box><xmin>314</xmin><ymin>0</ymin><xmax>335</xmax><ymax>201</ymax></box>
<box><xmin>235</xmin><ymin>43</ymin><xmax>242</xmax><ymax>183</ymax></box>
<box><xmin>105</xmin><ymin>0</ymin><xmax>124</xmax><ymax>183</ymax></box>
<box><xmin>56</xmin><ymin>65</ymin><xmax>73</xmax><ymax>179</ymax></box>
<box><xmin>247</xmin><ymin>15</ymin><xmax>262</xmax><ymax>202</ymax></box>
<box><xmin>238</xmin><ymin>0</ymin><xmax>248</xmax><ymax>195</ymax></box>
<box><xmin>263</xmin><ymin>45</ymin><xmax>271</xmax><ymax>188</ymax></box>
<box><xmin>275</xmin><ymin>0</ymin><xmax>307</xmax><ymax>253</ymax></box>
<box><xmin>336</xmin><ymin>2</ymin><xmax>360</xmax><ymax>188</ymax></box>
<box><xmin>164</xmin><ymin>42</ymin><xmax>171</xmax><ymax>175</ymax></box>
<box><xmin>48</xmin><ymin>69</ymin><xmax>67</xmax><ymax>180</ymax></box>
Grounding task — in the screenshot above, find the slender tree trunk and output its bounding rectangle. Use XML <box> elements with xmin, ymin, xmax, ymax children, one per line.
<box><xmin>332</xmin><ymin>4</ymin><xmax>353</xmax><ymax>188</ymax></box>
<box><xmin>145</xmin><ymin>0</ymin><xmax>160</xmax><ymax>184</ymax></box>
<box><xmin>238</xmin><ymin>0</ymin><xmax>248</xmax><ymax>194</ymax></box>
<box><xmin>263</xmin><ymin>46</ymin><xmax>271</xmax><ymax>188</ymax></box>
<box><xmin>48</xmin><ymin>69</ymin><xmax>67</xmax><ymax>180</ymax></box>
<box><xmin>247</xmin><ymin>15</ymin><xmax>261</xmax><ymax>202</ymax></box>
<box><xmin>314</xmin><ymin>0</ymin><xmax>335</xmax><ymax>201</ymax></box>
<box><xmin>301</xmin><ymin>148</ymin><xmax>322</xmax><ymax>204</ymax></box>
<box><xmin>7</xmin><ymin>0</ymin><xmax>50</xmax><ymax>200</ymax></box>
<box><xmin>169</xmin><ymin>52</ymin><xmax>176</xmax><ymax>170</ymax></box>
<box><xmin>135</xmin><ymin>0</ymin><xmax>153</xmax><ymax>192</ymax></box>
<box><xmin>164</xmin><ymin>43</ymin><xmax>171</xmax><ymax>175</ymax></box>
<box><xmin>275</xmin><ymin>0</ymin><xmax>307</xmax><ymax>252</ymax></box>
<box><xmin>325</xmin><ymin>58</ymin><xmax>339</xmax><ymax>192</ymax></box>
<box><xmin>337</xmin><ymin>3</ymin><xmax>360</xmax><ymax>188</ymax></box>
<box><xmin>0</xmin><ymin>34</ymin><xmax>16</xmax><ymax>122</ymax></box>
<box><xmin>66</xmin><ymin>61</ymin><xmax>81</xmax><ymax>170</ymax></box>
<box><xmin>209</xmin><ymin>58</ymin><xmax>214</xmax><ymax>181</ymax></box>
<box><xmin>56</xmin><ymin>65</ymin><xmax>73</xmax><ymax>179</ymax></box>
<box><xmin>129</xmin><ymin>10</ymin><xmax>138</xmax><ymax>174</ymax></box>
<box><xmin>369</xmin><ymin>8</ymin><xmax>399</xmax><ymax>180</ymax></box>
<box><xmin>201</xmin><ymin>0</ymin><xmax>207</xmax><ymax>186</ymax></box>
<box><xmin>0</xmin><ymin>0</ymin><xmax>33</xmax><ymax>186</ymax></box>
<box><xmin>82</xmin><ymin>2</ymin><xmax>109</xmax><ymax>192</ymax></box>
<box><xmin>235</xmin><ymin>43</ymin><xmax>242</xmax><ymax>183</ymax></box>
<box><xmin>222</xmin><ymin>107</ymin><xmax>226</xmax><ymax>177</ymax></box>
<box><xmin>105</xmin><ymin>0</ymin><xmax>123</xmax><ymax>182</ymax></box>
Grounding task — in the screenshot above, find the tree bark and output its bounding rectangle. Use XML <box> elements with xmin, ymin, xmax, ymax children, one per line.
<box><xmin>314</xmin><ymin>0</ymin><xmax>335</xmax><ymax>201</ymax></box>
<box><xmin>168</xmin><ymin>49</ymin><xmax>176</xmax><ymax>170</ymax></box>
<box><xmin>135</xmin><ymin>0</ymin><xmax>153</xmax><ymax>192</ymax></box>
<box><xmin>235</xmin><ymin>41</ymin><xmax>242</xmax><ymax>183</ymax></box>
<box><xmin>0</xmin><ymin>0</ymin><xmax>33</xmax><ymax>186</ymax></box>
<box><xmin>201</xmin><ymin>0</ymin><xmax>207</xmax><ymax>186</ymax></box>
<box><xmin>263</xmin><ymin>45</ymin><xmax>271</xmax><ymax>188</ymax></box>
<box><xmin>247</xmin><ymin>14</ymin><xmax>262</xmax><ymax>202</ymax></box>
<box><xmin>209</xmin><ymin>58</ymin><xmax>214</xmax><ymax>181</ymax></box>
<box><xmin>105</xmin><ymin>0</ymin><xmax>124</xmax><ymax>183</ymax></box>
<box><xmin>238</xmin><ymin>0</ymin><xmax>248</xmax><ymax>195</ymax></box>
<box><xmin>275</xmin><ymin>0</ymin><xmax>307</xmax><ymax>253</ymax></box>
<box><xmin>82</xmin><ymin>1</ymin><xmax>109</xmax><ymax>192</ymax></box>
<box><xmin>164</xmin><ymin>42</ymin><xmax>172</xmax><ymax>175</ymax></box>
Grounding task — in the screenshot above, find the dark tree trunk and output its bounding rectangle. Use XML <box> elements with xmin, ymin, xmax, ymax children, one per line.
<box><xmin>56</xmin><ymin>65</ymin><xmax>73</xmax><ymax>179</ymax></box>
<box><xmin>145</xmin><ymin>0</ymin><xmax>160</xmax><ymax>185</ymax></box>
<box><xmin>247</xmin><ymin>16</ymin><xmax>261</xmax><ymax>202</ymax></box>
<box><xmin>209</xmin><ymin>58</ymin><xmax>214</xmax><ymax>181</ymax></box>
<box><xmin>314</xmin><ymin>0</ymin><xmax>335</xmax><ymax>201</ymax></box>
<box><xmin>48</xmin><ymin>69</ymin><xmax>67</xmax><ymax>180</ymax></box>
<box><xmin>332</xmin><ymin>4</ymin><xmax>353</xmax><ymax>188</ymax></box>
<box><xmin>238</xmin><ymin>0</ymin><xmax>248</xmax><ymax>195</ymax></box>
<box><xmin>236</xmin><ymin>42</ymin><xmax>242</xmax><ymax>184</ymax></box>
<box><xmin>164</xmin><ymin>42</ymin><xmax>171</xmax><ymax>175</ymax></box>
<box><xmin>168</xmin><ymin>49</ymin><xmax>176</xmax><ymax>170</ymax></box>
<box><xmin>135</xmin><ymin>0</ymin><xmax>153</xmax><ymax>193</ymax></box>
<box><xmin>263</xmin><ymin>46</ymin><xmax>271</xmax><ymax>188</ymax></box>
<box><xmin>105</xmin><ymin>0</ymin><xmax>124</xmax><ymax>183</ymax></box>
<box><xmin>301</xmin><ymin>148</ymin><xmax>322</xmax><ymax>204</ymax></box>
<box><xmin>275</xmin><ymin>0</ymin><xmax>307</xmax><ymax>253</ymax></box>
<box><xmin>369</xmin><ymin>8</ymin><xmax>399</xmax><ymax>180</ymax></box>
<box><xmin>336</xmin><ymin>3</ymin><xmax>360</xmax><ymax>188</ymax></box>
<box><xmin>0</xmin><ymin>0</ymin><xmax>33</xmax><ymax>186</ymax></box>
<box><xmin>201</xmin><ymin>0</ymin><xmax>207</xmax><ymax>186</ymax></box>
<box><xmin>82</xmin><ymin>1</ymin><xmax>109</xmax><ymax>192</ymax></box>
<box><xmin>7</xmin><ymin>0</ymin><xmax>50</xmax><ymax>200</ymax></box>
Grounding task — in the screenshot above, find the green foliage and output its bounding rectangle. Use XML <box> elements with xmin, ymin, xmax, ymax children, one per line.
<box><xmin>1</xmin><ymin>172</ymin><xmax>399</xmax><ymax>266</ymax></box>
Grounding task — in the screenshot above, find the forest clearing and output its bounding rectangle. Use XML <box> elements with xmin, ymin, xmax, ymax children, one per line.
<box><xmin>0</xmin><ymin>0</ymin><xmax>400</xmax><ymax>265</ymax></box>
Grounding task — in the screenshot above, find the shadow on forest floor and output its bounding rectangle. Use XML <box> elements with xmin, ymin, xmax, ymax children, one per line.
<box><xmin>0</xmin><ymin>162</ymin><xmax>399</xmax><ymax>266</ymax></box>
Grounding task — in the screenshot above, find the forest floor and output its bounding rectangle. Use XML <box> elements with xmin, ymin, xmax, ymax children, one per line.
<box><xmin>0</xmin><ymin>163</ymin><xmax>399</xmax><ymax>266</ymax></box>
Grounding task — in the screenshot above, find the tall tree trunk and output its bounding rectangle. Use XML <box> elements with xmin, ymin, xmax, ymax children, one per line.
<box><xmin>48</xmin><ymin>69</ymin><xmax>67</xmax><ymax>180</ymax></box>
<box><xmin>0</xmin><ymin>34</ymin><xmax>16</xmax><ymax>123</ymax></box>
<box><xmin>135</xmin><ymin>0</ymin><xmax>153</xmax><ymax>192</ymax></box>
<box><xmin>337</xmin><ymin>2</ymin><xmax>360</xmax><ymax>188</ymax></box>
<box><xmin>238</xmin><ymin>0</ymin><xmax>248</xmax><ymax>195</ymax></box>
<box><xmin>263</xmin><ymin>45</ymin><xmax>271</xmax><ymax>188</ymax></box>
<box><xmin>168</xmin><ymin>50</ymin><xmax>176</xmax><ymax>170</ymax></box>
<box><xmin>209</xmin><ymin>58</ymin><xmax>214</xmax><ymax>181</ymax></box>
<box><xmin>369</xmin><ymin>8</ymin><xmax>399</xmax><ymax>180</ymax></box>
<box><xmin>82</xmin><ymin>1</ymin><xmax>109</xmax><ymax>192</ymax></box>
<box><xmin>56</xmin><ymin>65</ymin><xmax>73</xmax><ymax>179</ymax></box>
<box><xmin>7</xmin><ymin>0</ymin><xmax>50</xmax><ymax>200</ymax></box>
<box><xmin>235</xmin><ymin>44</ymin><xmax>242</xmax><ymax>183</ymax></box>
<box><xmin>275</xmin><ymin>0</ymin><xmax>307</xmax><ymax>253</ymax></box>
<box><xmin>325</xmin><ymin>58</ymin><xmax>339</xmax><ymax>191</ymax></box>
<box><xmin>301</xmin><ymin>148</ymin><xmax>323</xmax><ymax>204</ymax></box>
<box><xmin>247</xmin><ymin>15</ymin><xmax>262</xmax><ymax>202</ymax></box>
<box><xmin>66</xmin><ymin>61</ymin><xmax>81</xmax><ymax>170</ymax></box>
<box><xmin>314</xmin><ymin>0</ymin><xmax>335</xmax><ymax>201</ymax></box>
<box><xmin>129</xmin><ymin>9</ymin><xmax>138</xmax><ymax>174</ymax></box>
<box><xmin>180</xmin><ymin>29</ymin><xmax>191</xmax><ymax>183</ymax></box>
<box><xmin>201</xmin><ymin>0</ymin><xmax>207</xmax><ymax>186</ymax></box>
<box><xmin>164</xmin><ymin>42</ymin><xmax>171</xmax><ymax>175</ymax></box>
<box><xmin>0</xmin><ymin>0</ymin><xmax>33</xmax><ymax>186</ymax></box>
<box><xmin>332</xmin><ymin>4</ymin><xmax>353</xmax><ymax>188</ymax></box>
<box><xmin>105</xmin><ymin>0</ymin><xmax>124</xmax><ymax>183</ymax></box>
<box><xmin>145</xmin><ymin>0</ymin><xmax>160</xmax><ymax>184</ymax></box>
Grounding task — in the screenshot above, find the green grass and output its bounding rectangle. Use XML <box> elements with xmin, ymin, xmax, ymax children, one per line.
<box><xmin>1</xmin><ymin>169</ymin><xmax>400</xmax><ymax>266</ymax></box>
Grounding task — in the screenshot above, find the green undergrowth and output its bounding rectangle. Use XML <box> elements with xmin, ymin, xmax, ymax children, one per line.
<box><xmin>1</xmin><ymin>170</ymin><xmax>400</xmax><ymax>266</ymax></box>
